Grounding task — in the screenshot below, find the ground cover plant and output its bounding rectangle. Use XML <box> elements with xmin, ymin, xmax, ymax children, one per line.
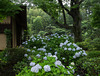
<box><xmin>14</xmin><ymin>33</ymin><xmax>87</xmax><ymax>76</ymax></box>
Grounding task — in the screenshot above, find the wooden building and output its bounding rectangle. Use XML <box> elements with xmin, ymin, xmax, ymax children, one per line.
<box><xmin>0</xmin><ymin>6</ymin><xmax>27</xmax><ymax>50</ymax></box>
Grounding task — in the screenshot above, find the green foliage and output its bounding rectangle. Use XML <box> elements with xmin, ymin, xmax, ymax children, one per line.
<box><xmin>76</xmin><ymin>38</ymin><xmax>95</xmax><ymax>51</ymax></box>
<box><xmin>91</xmin><ymin>4</ymin><xmax>100</xmax><ymax>28</ymax></box>
<box><xmin>0</xmin><ymin>0</ymin><xmax>21</xmax><ymax>22</ymax></box>
<box><xmin>0</xmin><ymin>48</ymin><xmax>27</xmax><ymax>76</ymax></box>
<box><xmin>4</xmin><ymin>29</ymin><xmax>12</xmax><ymax>48</ymax></box>
<box><xmin>87</xmin><ymin>51</ymin><xmax>100</xmax><ymax>58</ymax></box>
<box><xmin>52</xmin><ymin>28</ymin><xmax>67</xmax><ymax>35</ymax></box>
<box><xmin>77</xmin><ymin>37</ymin><xmax>100</xmax><ymax>51</ymax></box>
<box><xmin>27</xmin><ymin>7</ymin><xmax>54</xmax><ymax>35</ymax></box>
<box><xmin>92</xmin><ymin>38</ymin><xmax>100</xmax><ymax>50</ymax></box>
<box><xmin>0</xmin><ymin>48</ymin><xmax>27</xmax><ymax>64</ymax></box>
<box><xmin>76</xmin><ymin>57</ymin><xmax>100</xmax><ymax>76</ymax></box>
<box><xmin>33</xmin><ymin>0</ymin><xmax>61</xmax><ymax>19</ymax></box>
<box><xmin>13</xmin><ymin>61</ymin><xmax>29</xmax><ymax>74</ymax></box>
<box><xmin>38</xmin><ymin>31</ymin><xmax>47</xmax><ymax>37</ymax></box>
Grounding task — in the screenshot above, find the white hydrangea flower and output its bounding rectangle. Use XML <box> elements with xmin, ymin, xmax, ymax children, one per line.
<box><xmin>37</xmin><ymin>39</ymin><xmax>39</xmax><ymax>40</ymax></box>
<box><xmin>24</xmin><ymin>54</ymin><xmax>28</xmax><ymax>57</ymax></box>
<box><xmin>72</xmin><ymin>48</ymin><xmax>76</xmax><ymax>51</ymax></box>
<box><xmin>33</xmin><ymin>46</ymin><xmax>36</xmax><ymax>48</ymax></box>
<box><xmin>28</xmin><ymin>56</ymin><xmax>32</xmax><ymax>60</ymax></box>
<box><xmin>58</xmin><ymin>36</ymin><xmax>60</xmax><ymax>38</ymax></box>
<box><xmin>71</xmin><ymin>62</ymin><xmax>75</xmax><ymax>65</ymax></box>
<box><xmin>73</xmin><ymin>56</ymin><xmax>76</xmax><ymax>59</ymax></box>
<box><xmin>22</xmin><ymin>42</ymin><xmax>25</xmax><ymax>44</ymax></box>
<box><xmin>62</xmin><ymin>57</ymin><xmax>65</xmax><ymax>60</ymax></box>
<box><xmin>44</xmin><ymin>65</ymin><xmax>51</xmax><ymax>72</ymax></box>
<box><xmin>26</xmin><ymin>42</ymin><xmax>28</xmax><ymax>45</ymax></box>
<box><xmin>31</xmin><ymin>66</ymin><xmax>39</xmax><ymax>73</ymax></box>
<box><xmin>27</xmin><ymin>49</ymin><xmax>31</xmax><ymax>52</ymax></box>
<box><xmin>68</xmin><ymin>48</ymin><xmax>71</xmax><ymax>51</ymax></box>
<box><xmin>82</xmin><ymin>52</ymin><xmax>87</xmax><ymax>56</ymax></box>
<box><xmin>54</xmin><ymin>52</ymin><xmax>57</xmax><ymax>55</ymax></box>
<box><xmin>36</xmin><ymin>54</ymin><xmax>41</xmax><ymax>57</ymax></box>
<box><xmin>60</xmin><ymin>43</ymin><xmax>64</xmax><ymax>47</ymax></box>
<box><xmin>55</xmin><ymin>60</ymin><xmax>62</xmax><ymax>67</ymax></box>
<box><xmin>37</xmin><ymin>48</ymin><xmax>46</xmax><ymax>52</ymax></box>
<box><xmin>45</xmin><ymin>53</ymin><xmax>47</xmax><ymax>55</ymax></box>
<box><xmin>32</xmin><ymin>50</ymin><xmax>35</xmax><ymax>52</ymax></box>
<box><xmin>69</xmin><ymin>66</ymin><xmax>73</xmax><ymax>69</ymax></box>
<box><xmin>64</xmin><ymin>47</ymin><xmax>67</xmax><ymax>50</ymax></box>
<box><xmin>77</xmin><ymin>75</ymin><xmax>80</xmax><ymax>76</ymax></box>
<box><xmin>30</xmin><ymin>62</ymin><xmax>35</xmax><ymax>66</ymax></box>
<box><xmin>32</xmin><ymin>39</ymin><xmax>34</xmax><ymax>42</ymax></box>
<box><xmin>52</xmin><ymin>55</ymin><xmax>58</xmax><ymax>60</ymax></box>
<box><xmin>43</xmin><ymin>56</ymin><xmax>47</xmax><ymax>60</ymax></box>
<box><xmin>67</xmin><ymin>43</ymin><xmax>72</xmax><ymax>46</ymax></box>
<box><xmin>72</xmin><ymin>69</ymin><xmax>75</xmax><ymax>73</ymax></box>
<box><xmin>76</xmin><ymin>47</ymin><xmax>81</xmax><ymax>50</ymax></box>
<box><xmin>67</xmin><ymin>70</ymin><xmax>70</xmax><ymax>74</ymax></box>
<box><xmin>73</xmin><ymin>43</ymin><xmax>78</xmax><ymax>47</ymax></box>
<box><xmin>75</xmin><ymin>52</ymin><xmax>81</xmax><ymax>57</ymax></box>
<box><xmin>43</xmin><ymin>46</ymin><xmax>46</xmax><ymax>48</ymax></box>
<box><xmin>64</xmin><ymin>40</ymin><xmax>69</xmax><ymax>45</ymax></box>
<box><xmin>35</xmin><ymin>64</ymin><xmax>42</xmax><ymax>69</ymax></box>
<box><xmin>48</xmin><ymin>53</ymin><xmax>52</xmax><ymax>56</ymax></box>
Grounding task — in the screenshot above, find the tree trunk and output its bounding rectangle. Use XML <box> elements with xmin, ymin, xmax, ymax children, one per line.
<box><xmin>71</xmin><ymin>7</ymin><xmax>82</xmax><ymax>42</ymax></box>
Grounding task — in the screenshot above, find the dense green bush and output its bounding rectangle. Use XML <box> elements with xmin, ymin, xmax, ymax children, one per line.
<box><xmin>0</xmin><ymin>48</ymin><xmax>27</xmax><ymax>64</ymax></box>
<box><xmin>0</xmin><ymin>48</ymin><xmax>27</xmax><ymax>76</ymax></box>
<box><xmin>76</xmin><ymin>38</ymin><xmax>95</xmax><ymax>51</ymax></box>
<box><xmin>13</xmin><ymin>61</ymin><xmax>29</xmax><ymax>74</ymax></box>
<box><xmin>87</xmin><ymin>51</ymin><xmax>100</xmax><ymax>58</ymax></box>
<box><xmin>75</xmin><ymin>57</ymin><xmax>100</xmax><ymax>76</ymax></box>
<box><xmin>77</xmin><ymin>37</ymin><xmax>100</xmax><ymax>51</ymax></box>
<box><xmin>92</xmin><ymin>38</ymin><xmax>100</xmax><ymax>50</ymax></box>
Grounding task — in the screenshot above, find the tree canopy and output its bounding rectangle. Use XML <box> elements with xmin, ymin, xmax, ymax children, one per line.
<box><xmin>0</xmin><ymin>0</ymin><xmax>21</xmax><ymax>22</ymax></box>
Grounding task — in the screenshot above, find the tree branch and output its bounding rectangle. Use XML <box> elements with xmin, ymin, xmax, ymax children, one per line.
<box><xmin>42</xmin><ymin>9</ymin><xmax>73</xmax><ymax>30</ymax></box>
<box><xmin>62</xmin><ymin>9</ymin><xmax>67</xmax><ymax>25</ymax></box>
<box><xmin>58</xmin><ymin>0</ymin><xmax>71</xmax><ymax>15</ymax></box>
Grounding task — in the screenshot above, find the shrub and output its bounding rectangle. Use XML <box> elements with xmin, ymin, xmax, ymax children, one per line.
<box><xmin>75</xmin><ymin>57</ymin><xmax>100</xmax><ymax>76</ymax></box>
<box><xmin>15</xmin><ymin>33</ymin><xmax>87</xmax><ymax>76</ymax></box>
<box><xmin>0</xmin><ymin>48</ymin><xmax>27</xmax><ymax>64</ymax></box>
<box><xmin>0</xmin><ymin>48</ymin><xmax>27</xmax><ymax>76</ymax></box>
<box><xmin>22</xmin><ymin>35</ymin><xmax>46</xmax><ymax>49</ymax></box>
<box><xmin>92</xmin><ymin>38</ymin><xmax>100</xmax><ymax>50</ymax></box>
<box><xmin>76</xmin><ymin>38</ymin><xmax>95</xmax><ymax>51</ymax></box>
<box><xmin>13</xmin><ymin>61</ymin><xmax>29</xmax><ymax>74</ymax></box>
<box><xmin>16</xmin><ymin>56</ymin><xmax>75</xmax><ymax>76</ymax></box>
<box><xmin>87</xmin><ymin>51</ymin><xmax>100</xmax><ymax>58</ymax></box>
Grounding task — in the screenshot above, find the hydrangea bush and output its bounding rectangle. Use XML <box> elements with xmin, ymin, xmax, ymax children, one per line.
<box><xmin>16</xmin><ymin>33</ymin><xmax>87</xmax><ymax>76</ymax></box>
<box><xmin>17</xmin><ymin>53</ymin><xmax>74</xmax><ymax>76</ymax></box>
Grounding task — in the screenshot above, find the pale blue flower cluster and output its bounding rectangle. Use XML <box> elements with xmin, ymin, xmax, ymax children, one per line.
<box><xmin>37</xmin><ymin>48</ymin><xmax>46</xmax><ymax>52</ymax></box>
<box><xmin>44</xmin><ymin>65</ymin><xmax>51</xmax><ymax>72</ymax></box>
<box><xmin>30</xmin><ymin>62</ymin><xmax>35</xmax><ymax>66</ymax></box>
<box><xmin>31</xmin><ymin>64</ymin><xmax>42</xmax><ymax>73</ymax></box>
<box><xmin>36</xmin><ymin>54</ymin><xmax>41</xmax><ymax>57</ymax></box>
<box><xmin>24</xmin><ymin>54</ymin><xmax>28</xmax><ymax>57</ymax></box>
